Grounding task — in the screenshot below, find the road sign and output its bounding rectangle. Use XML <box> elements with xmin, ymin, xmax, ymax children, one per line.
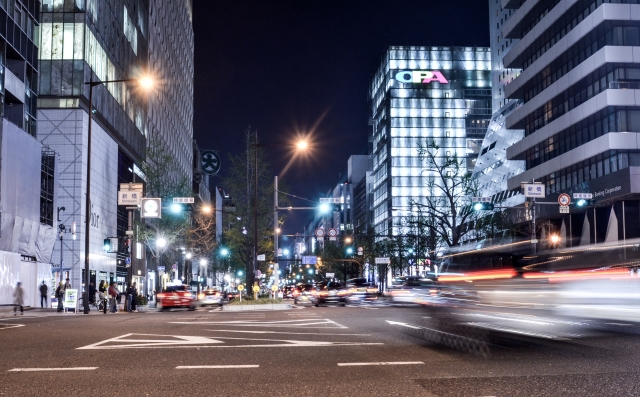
<box><xmin>523</xmin><ymin>183</ymin><xmax>545</xmax><ymax>198</ymax></box>
<box><xmin>319</xmin><ymin>197</ymin><xmax>341</xmax><ymax>204</ymax></box>
<box><xmin>172</xmin><ymin>263</ymin><xmax>177</xmax><ymax>271</ymax></box>
<box><xmin>560</xmin><ymin>206</ymin><xmax>570</xmax><ymax>214</ymax></box>
<box><xmin>375</xmin><ymin>257</ymin><xmax>390</xmax><ymax>264</ymax></box>
<box><xmin>328</xmin><ymin>228</ymin><xmax>338</xmax><ymax>237</ymax></box>
<box><xmin>125</xmin><ymin>257</ymin><xmax>131</xmax><ymax>267</ymax></box>
<box><xmin>252</xmin><ymin>285</ymin><xmax>260</xmax><ymax>293</ymax></box>
<box><xmin>201</xmin><ymin>150</ymin><xmax>221</xmax><ymax>175</ymax></box>
<box><xmin>573</xmin><ymin>192</ymin><xmax>593</xmax><ymax>199</ymax></box>
<box><xmin>302</xmin><ymin>256</ymin><xmax>317</xmax><ymax>265</ymax></box>
<box><xmin>271</xmin><ymin>285</ymin><xmax>278</xmax><ymax>292</ymax></box>
<box><xmin>158</xmin><ymin>266</ymin><xmax>165</xmax><ymax>272</ymax></box>
<box><xmin>173</xmin><ymin>197</ymin><xmax>194</xmax><ymax>204</ymax></box>
<box><xmin>118</xmin><ymin>191</ymin><xmax>142</xmax><ymax>206</ymax></box>
<box><xmin>357</xmin><ymin>247</ymin><xmax>363</xmax><ymax>256</ymax></box>
<box><xmin>257</xmin><ymin>254</ymin><xmax>266</xmax><ymax>261</ymax></box>
<box><xmin>237</xmin><ymin>285</ymin><xmax>244</xmax><ymax>291</ymax></box>
<box><xmin>558</xmin><ymin>193</ymin><xmax>571</xmax><ymax>206</ymax></box>
<box><xmin>315</xmin><ymin>229</ymin><xmax>325</xmax><ymax>238</ymax></box>
<box><xmin>325</xmin><ymin>273</ymin><xmax>335</xmax><ymax>278</ymax></box>
<box><xmin>472</xmin><ymin>197</ymin><xmax>492</xmax><ymax>203</ymax></box>
<box><xmin>141</xmin><ymin>198</ymin><xmax>162</xmax><ymax>218</ymax></box>
<box><xmin>119</xmin><ymin>183</ymin><xmax>144</xmax><ymax>192</ymax></box>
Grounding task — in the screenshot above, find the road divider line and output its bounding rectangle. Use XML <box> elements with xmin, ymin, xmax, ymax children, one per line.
<box><xmin>206</xmin><ymin>329</ymin><xmax>370</xmax><ymax>336</ymax></box>
<box><xmin>9</xmin><ymin>367</ymin><xmax>98</xmax><ymax>372</ymax></box>
<box><xmin>177</xmin><ymin>365</ymin><xmax>258</xmax><ymax>369</ymax></box>
<box><xmin>337</xmin><ymin>362</ymin><xmax>424</xmax><ymax>367</ymax></box>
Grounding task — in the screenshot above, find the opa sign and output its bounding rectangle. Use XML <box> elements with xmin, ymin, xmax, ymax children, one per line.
<box><xmin>395</xmin><ymin>70</ymin><xmax>449</xmax><ymax>84</ymax></box>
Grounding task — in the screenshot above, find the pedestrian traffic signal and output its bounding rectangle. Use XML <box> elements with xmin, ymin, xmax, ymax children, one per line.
<box><xmin>103</xmin><ymin>238</ymin><xmax>112</xmax><ymax>252</ymax></box>
<box><xmin>103</xmin><ymin>237</ymin><xmax>118</xmax><ymax>252</ymax></box>
<box><xmin>472</xmin><ymin>202</ymin><xmax>494</xmax><ymax>211</ymax></box>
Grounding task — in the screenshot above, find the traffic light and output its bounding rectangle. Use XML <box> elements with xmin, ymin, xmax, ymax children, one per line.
<box><xmin>573</xmin><ymin>199</ymin><xmax>595</xmax><ymax>207</ymax></box>
<box><xmin>103</xmin><ymin>237</ymin><xmax>118</xmax><ymax>252</ymax></box>
<box><xmin>472</xmin><ymin>202</ymin><xmax>494</xmax><ymax>211</ymax></box>
<box><xmin>103</xmin><ymin>238</ymin><xmax>113</xmax><ymax>252</ymax></box>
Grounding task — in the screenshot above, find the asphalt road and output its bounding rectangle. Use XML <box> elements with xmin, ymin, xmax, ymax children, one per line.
<box><xmin>2</xmin><ymin>303</ymin><xmax>640</xmax><ymax>396</ymax></box>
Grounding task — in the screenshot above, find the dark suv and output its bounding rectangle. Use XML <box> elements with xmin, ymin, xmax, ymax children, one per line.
<box><xmin>346</xmin><ymin>278</ymin><xmax>378</xmax><ymax>304</ymax></box>
<box><xmin>314</xmin><ymin>281</ymin><xmax>347</xmax><ymax>307</ymax></box>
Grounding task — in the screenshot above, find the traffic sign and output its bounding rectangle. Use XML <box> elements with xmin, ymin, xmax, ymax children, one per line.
<box><xmin>271</xmin><ymin>285</ymin><xmax>278</xmax><ymax>292</ymax></box>
<box><xmin>315</xmin><ymin>228</ymin><xmax>325</xmax><ymax>238</ymax></box>
<box><xmin>119</xmin><ymin>183</ymin><xmax>144</xmax><ymax>192</ymax></box>
<box><xmin>328</xmin><ymin>228</ymin><xmax>338</xmax><ymax>237</ymax></box>
<box><xmin>257</xmin><ymin>254</ymin><xmax>266</xmax><ymax>261</ymax></box>
<box><xmin>325</xmin><ymin>273</ymin><xmax>335</xmax><ymax>278</ymax></box>
<box><xmin>201</xmin><ymin>150</ymin><xmax>221</xmax><ymax>175</ymax></box>
<box><xmin>375</xmin><ymin>257</ymin><xmax>390</xmax><ymax>264</ymax></box>
<box><xmin>237</xmin><ymin>285</ymin><xmax>244</xmax><ymax>291</ymax></box>
<box><xmin>173</xmin><ymin>197</ymin><xmax>194</xmax><ymax>204</ymax></box>
<box><xmin>319</xmin><ymin>197</ymin><xmax>341</xmax><ymax>204</ymax></box>
<box><xmin>573</xmin><ymin>192</ymin><xmax>593</xmax><ymax>199</ymax></box>
<box><xmin>302</xmin><ymin>256</ymin><xmax>317</xmax><ymax>265</ymax></box>
<box><xmin>118</xmin><ymin>191</ymin><xmax>141</xmax><ymax>206</ymax></box>
<box><xmin>357</xmin><ymin>247</ymin><xmax>363</xmax><ymax>256</ymax></box>
<box><xmin>560</xmin><ymin>206</ymin><xmax>570</xmax><ymax>214</ymax></box>
<box><xmin>472</xmin><ymin>197</ymin><xmax>492</xmax><ymax>203</ymax></box>
<box><xmin>171</xmin><ymin>263</ymin><xmax>177</xmax><ymax>271</ymax></box>
<box><xmin>523</xmin><ymin>183</ymin><xmax>545</xmax><ymax>198</ymax></box>
<box><xmin>141</xmin><ymin>198</ymin><xmax>162</xmax><ymax>218</ymax></box>
<box><xmin>252</xmin><ymin>285</ymin><xmax>260</xmax><ymax>293</ymax></box>
<box><xmin>558</xmin><ymin>193</ymin><xmax>571</xmax><ymax>206</ymax></box>
<box><xmin>158</xmin><ymin>266</ymin><xmax>165</xmax><ymax>272</ymax></box>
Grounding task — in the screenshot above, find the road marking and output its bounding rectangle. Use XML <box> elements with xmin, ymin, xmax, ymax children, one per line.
<box><xmin>0</xmin><ymin>324</ymin><xmax>25</xmax><ymax>330</ymax></box>
<box><xmin>386</xmin><ymin>320</ymin><xmax>422</xmax><ymax>329</ymax></box>
<box><xmin>77</xmin><ymin>333</ymin><xmax>382</xmax><ymax>350</ymax></box>
<box><xmin>170</xmin><ymin>318</ymin><xmax>348</xmax><ymax>328</ymax></box>
<box><xmin>177</xmin><ymin>365</ymin><xmax>258</xmax><ymax>369</ymax></box>
<box><xmin>206</xmin><ymin>329</ymin><xmax>370</xmax><ymax>336</ymax></box>
<box><xmin>337</xmin><ymin>362</ymin><xmax>424</xmax><ymax>367</ymax></box>
<box><xmin>605</xmin><ymin>322</ymin><xmax>633</xmax><ymax>326</ymax></box>
<box><xmin>9</xmin><ymin>367</ymin><xmax>98</xmax><ymax>372</ymax></box>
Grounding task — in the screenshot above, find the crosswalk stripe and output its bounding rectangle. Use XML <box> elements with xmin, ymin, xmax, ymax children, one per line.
<box><xmin>177</xmin><ymin>365</ymin><xmax>258</xmax><ymax>369</ymax></box>
<box><xmin>337</xmin><ymin>362</ymin><xmax>424</xmax><ymax>367</ymax></box>
<box><xmin>9</xmin><ymin>367</ymin><xmax>98</xmax><ymax>372</ymax></box>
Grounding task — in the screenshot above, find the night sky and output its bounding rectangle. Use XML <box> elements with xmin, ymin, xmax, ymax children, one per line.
<box><xmin>192</xmin><ymin>0</ymin><xmax>490</xmax><ymax>233</ymax></box>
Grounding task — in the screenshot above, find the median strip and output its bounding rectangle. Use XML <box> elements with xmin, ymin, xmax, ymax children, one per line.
<box><xmin>9</xmin><ymin>367</ymin><xmax>98</xmax><ymax>372</ymax></box>
<box><xmin>337</xmin><ymin>362</ymin><xmax>424</xmax><ymax>367</ymax></box>
<box><xmin>176</xmin><ymin>365</ymin><xmax>259</xmax><ymax>369</ymax></box>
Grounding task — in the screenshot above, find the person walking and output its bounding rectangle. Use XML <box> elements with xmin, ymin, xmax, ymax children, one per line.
<box><xmin>88</xmin><ymin>282</ymin><xmax>97</xmax><ymax>306</ymax></box>
<box><xmin>126</xmin><ymin>283</ymin><xmax>133</xmax><ymax>312</ymax></box>
<box><xmin>108</xmin><ymin>282</ymin><xmax>119</xmax><ymax>313</ymax></box>
<box><xmin>39</xmin><ymin>281</ymin><xmax>48</xmax><ymax>308</ymax></box>
<box><xmin>130</xmin><ymin>282</ymin><xmax>138</xmax><ymax>312</ymax></box>
<box><xmin>98</xmin><ymin>280</ymin><xmax>107</xmax><ymax>308</ymax></box>
<box><xmin>13</xmin><ymin>282</ymin><xmax>24</xmax><ymax>315</ymax></box>
<box><xmin>56</xmin><ymin>281</ymin><xmax>65</xmax><ymax>312</ymax></box>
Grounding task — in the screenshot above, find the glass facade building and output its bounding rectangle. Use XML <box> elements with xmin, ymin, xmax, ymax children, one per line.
<box><xmin>369</xmin><ymin>46</ymin><xmax>491</xmax><ymax>236</ymax></box>
<box><xmin>501</xmin><ymin>0</ymin><xmax>640</xmax><ymax>244</ymax></box>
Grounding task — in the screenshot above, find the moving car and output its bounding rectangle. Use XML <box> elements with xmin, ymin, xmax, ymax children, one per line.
<box><xmin>157</xmin><ymin>285</ymin><xmax>196</xmax><ymax>311</ymax></box>
<box><xmin>198</xmin><ymin>288</ymin><xmax>225</xmax><ymax>307</ymax></box>
<box><xmin>314</xmin><ymin>281</ymin><xmax>348</xmax><ymax>307</ymax></box>
<box><xmin>345</xmin><ymin>278</ymin><xmax>378</xmax><ymax>304</ymax></box>
<box><xmin>390</xmin><ymin>277</ymin><xmax>439</xmax><ymax>304</ymax></box>
<box><xmin>293</xmin><ymin>284</ymin><xmax>315</xmax><ymax>306</ymax></box>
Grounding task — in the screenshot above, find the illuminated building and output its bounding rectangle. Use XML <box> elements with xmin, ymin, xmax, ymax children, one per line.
<box><xmin>368</xmin><ymin>46</ymin><xmax>492</xmax><ymax>236</ymax></box>
<box><xmin>500</xmin><ymin>0</ymin><xmax>640</xmax><ymax>244</ymax></box>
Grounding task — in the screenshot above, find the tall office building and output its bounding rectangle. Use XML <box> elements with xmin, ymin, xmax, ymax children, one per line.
<box><xmin>369</xmin><ymin>46</ymin><xmax>492</xmax><ymax>236</ymax></box>
<box><xmin>37</xmin><ymin>0</ymin><xmax>193</xmax><ymax>292</ymax></box>
<box><xmin>501</xmin><ymin>0</ymin><xmax>640</xmax><ymax>244</ymax></box>
<box><xmin>0</xmin><ymin>0</ymin><xmax>58</xmax><ymax>307</ymax></box>
<box><xmin>472</xmin><ymin>1</ymin><xmax>525</xmax><ymax>210</ymax></box>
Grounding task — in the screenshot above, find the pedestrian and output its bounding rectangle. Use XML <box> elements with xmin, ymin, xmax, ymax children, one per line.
<box><xmin>39</xmin><ymin>281</ymin><xmax>48</xmax><ymax>308</ymax></box>
<box><xmin>108</xmin><ymin>282</ymin><xmax>119</xmax><ymax>313</ymax></box>
<box><xmin>56</xmin><ymin>281</ymin><xmax>65</xmax><ymax>312</ymax></box>
<box><xmin>126</xmin><ymin>283</ymin><xmax>133</xmax><ymax>312</ymax></box>
<box><xmin>88</xmin><ymin>282</ymin><xmax>97</xmax><ymax>305</ymax></box>
<box><xmin>130</xmin><ymin>282</ymin><xmax>138</xmax><ymax>312</ymax></box>
<box><xmin>13</xmin><ymin>282</ymin><xmax>24</xmax><ymax>315</ymax></box>
<box><xmin>64</xmin><ymin>277</ymin><xmax>71</xmax><ymax>290</ymax></box>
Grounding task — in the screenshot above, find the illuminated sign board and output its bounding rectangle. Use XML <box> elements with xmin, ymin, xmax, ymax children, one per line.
<box><xmin>395</xmin><ymin>70</ymin><xmax>449</xmax><ymax>84</ymax></box>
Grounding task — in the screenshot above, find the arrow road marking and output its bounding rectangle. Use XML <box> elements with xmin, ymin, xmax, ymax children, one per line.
<box><xmin>385</xmin><ymin>320</ymin><xmax>423</xmax><ymax>329</ymax></box>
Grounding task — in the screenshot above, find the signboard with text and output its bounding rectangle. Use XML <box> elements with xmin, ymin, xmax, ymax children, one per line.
<box><xmin>63</xmin><ymin>289</ymin><xmax>78</xmax><ymax>309</ymax></box>
<box><xmin>523</xmin><ymin>183</ymin><xmax>545</xmax><ymax>198</ymax></box>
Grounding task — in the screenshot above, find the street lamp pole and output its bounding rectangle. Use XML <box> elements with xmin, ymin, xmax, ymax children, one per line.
<box><xmin>274</xmin><ymin>175</ymin><xmax>279</xmax><ymax>287</ymax></box>
<box><xmin>83</xmin><ymin>76</ymin><xmax>153</xmax><ymax>314</ymax></box>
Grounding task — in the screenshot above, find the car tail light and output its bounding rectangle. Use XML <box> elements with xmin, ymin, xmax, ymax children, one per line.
<box><xmin>338</xmin><ymin>290</ymin><xmax>348</xmax><ymax>296</ymax></box>
<box><xmin>215</xmin><ymin>292</ymin><xmax>220</xmax><ymax>297</ymax></box>
<box><xmin>198</xmin><ymin>293</ymin><xmax>204</xmax><ymax>299</ymax></box>
<box><xmin>366</xmin><ymin>288</ymin><xmax>377</xmax><ymax>293</ymax></box>
<box><xmin>429</xmin><ymin>289</ymin><xmax>438</xmax><ymax>296</ymax></box>
<box><xmin>157</xmin><ymin>293</ymin><xmax>165</xmax><ymax>299</ymax></box>
<box><xmin>185</xmin><ymin>292</ymin><xmax>193</xmax><ymax>297</ymax></box>
<box><xmin>293</xmin><ymin>290</ymin><xmax>300</xmax><ymax>297</ymax></box>
<box><xmin>319</xmin><ymin>291</ymin><xmax>328</xmax><ymax>297</ymax></box>
<box><xmin>312</xmin><ymin>290</ymin><xmax>318</xmax><ymax>296</ymax></box>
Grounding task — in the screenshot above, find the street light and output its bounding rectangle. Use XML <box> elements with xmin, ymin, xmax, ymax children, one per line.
<box><xmin>251</xmin><ymin>137</ymin><xmax>309</xmax><ymax>290</ymax></box>
<box><xmin>82</xmin><ymin>75</ymin><xmax>154</xmax><ymax>314</ymax></box>
<box><xmin>156</xmin><ymin>237</ymin><xmax>167</xmax><ymax>248</ymax></box>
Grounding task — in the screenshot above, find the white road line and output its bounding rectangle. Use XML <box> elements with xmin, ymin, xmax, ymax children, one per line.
<box><xmin>9</xmin><ymin>367</ymin><xmax>98</xmax><ymax>372</ymax></box>
<box><xmin>0</xmin><ymin>324</ymin><xmax>25</xmax><ymax>330</ymax></box>
<box><xmin>206</xmin><ymin>329</ymin><xmax>370</xmax><ymax>336</ymax></box>
<box><xmin>177</xmin><ymin>365</ymin><xmax>258</xmax><ymax>369</ymax></box>
<box><xmin>337</xmin><ymin>362</ymin><xmax>424</xmax><ymax>367</ymax></box>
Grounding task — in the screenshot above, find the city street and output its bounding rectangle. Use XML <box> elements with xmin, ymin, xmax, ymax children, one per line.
<box><xmin>2</xmin><ymin>304</ymin><xmax>640</xmax><ymax>396</ymax></box>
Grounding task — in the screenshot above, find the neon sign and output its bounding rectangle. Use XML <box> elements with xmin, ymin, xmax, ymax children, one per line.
<box><xmin>395</xmin><ymin>70</ymin><xmax>449</xmax><ymax>84</ymax></box>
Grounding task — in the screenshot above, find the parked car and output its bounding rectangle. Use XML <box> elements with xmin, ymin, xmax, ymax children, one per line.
<box><xmin>345</xmin><ymin>278</ymin><xmax>378</xmax><ymax>304</ymax></box>
<box><xmin>198</xmin><ymin>288</ymin><xmax>225</xmax><ymax>307</ymax></box>
<box><xmin>314</xmin><ymin>281</ymin><xmax>348</xmax><ymax>307</ymax></box>
<box><xmin>157</xmin><ymin>285</ymin><xmax>196</xmax><ymax>311</ymax></box>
